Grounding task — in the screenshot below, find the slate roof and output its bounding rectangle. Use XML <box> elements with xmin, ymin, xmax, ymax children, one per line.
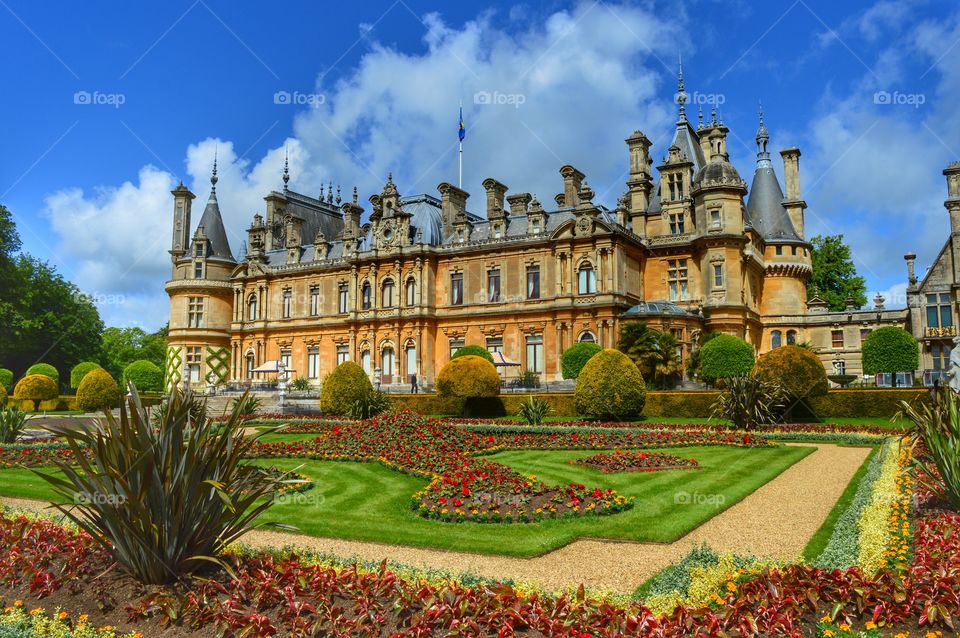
<box><xmin>193</xmin><ymin>190</ymin><xmax>235</xmax><ymax>262</ymax></box>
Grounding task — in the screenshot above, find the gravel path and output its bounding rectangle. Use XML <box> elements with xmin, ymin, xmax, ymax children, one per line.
<box><xmin>1</xmin><ymin>443</ymin><xmax>868</xmax><ymax>593</ymax></box>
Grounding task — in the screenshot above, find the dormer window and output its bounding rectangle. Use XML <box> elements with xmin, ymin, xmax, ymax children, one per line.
<box><xmin>194</xmin><ymin>243</ymin><xmax>204</xmax><ymax>257</ymax></box>
<box><xmin>532</xmin><ymin>219</ymin><xmax>541</xmax><ymax>235</ymax></box>
<box><xmin>494</xmin><ymin>224</ymin><xmax>502</xmax><ymax>239</ymax></box>
<box><xmin>458</xmin><ymin>229</ymin><xmax>466</xmax><ymax>243</ymax></box>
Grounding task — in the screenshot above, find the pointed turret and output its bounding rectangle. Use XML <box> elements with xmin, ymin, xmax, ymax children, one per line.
<box><xmin>191</xmin><ymin>155</ymin><xmax>236</xmax><ymax>262</ymax></box>
<box><xmin>746</xmin><ymin>107</ymin><xmax>800</xmax><ymax>242</ymax></box>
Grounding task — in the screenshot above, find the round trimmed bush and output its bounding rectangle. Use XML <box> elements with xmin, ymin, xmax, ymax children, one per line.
<box><xmin>70</xmin><ymin>361</ymin><xmax>103</xmax><ymax>390</ymax></box>
<box><xmin>698</xmin><ymin>334</ymin><xmax>755</xmax><ymax>382</ymax></box>
<box><xmin>13</xmin><ymin>374</ymin><xmax>58</xmax><ymax>411</ymax></box>
<box><xmin>574</xmin><ymin>348</ymin><xmax>647</xmax><ymax>419</ymax></box>
<box><xmin>0</xmin><ymin>368</ymin><xmax>13</xmax><ymax>392</ymax></box>
<box><xmin>862</xmin><ymin>326</ymin><xmax>919</xmax><ymax>385</ymax></box>
<box><xmin>451</xmin><ymin>345</ymin><xmax>494</xmax><ymax>364</ymax></box>
<box><xmin>76</xmin><ymin>368</ymin><xmax>121</xmax><ymax>412</ymax></box>
<box><xmin>755</xmin><ymin>345</ymin><xmax>828</xmax><ymax>400</ymax></box>
<box><xmin>436</xmin><ymin>355</ymin><xmax>501</xmax><ymax>398</ymax></box>
<box><xmin>561</xmin><ymin>342</ymin><xmax>602</xmax><ymax>379</ymax></box>
<box><xmin>25</xmin><ymin>363</ymin><xmax>59</xmax><ymax>386</ymax></box>
<box><xmin>320</xmin><ymin>361</ymin><xmax>373</xmax><ymax>416</ymax></box>
<box><xmin>122</xmin><ymin>360</ymin><xmax>164</xmax><ymax>393</ymax></box>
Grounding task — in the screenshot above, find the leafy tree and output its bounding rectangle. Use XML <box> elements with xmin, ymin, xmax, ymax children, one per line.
<box><xmin>698</xmin><ymin>334</ymin><xmax>755</xmax><ymax>383</ymax></box>
<box><xmin>100</xmin><ymin>325</ymin><xmax>167</xmax><ymax>380</ymax></box>
<box><xmin>686</xmin><ymin>331</ymin><xmax>720</xmax><ymax>380</ymax></box>
<box><xmin>807</xmin><ymin>234</ymin><xmax>867</xmax><ymax>311</ymax></box>
<box><xmin>561</xmin><ymin>342</ymin><xmax>602</xmax><ymax>379</ymax></box>
<box><xmin>862</xmin><ymin>326</ymin><xmax>919</xmax><ymax>387</ymax></box>
<box><xmin>617</xmin><ymin>321</ymin><xmax>681</xmax><ymax>388</ymax></box>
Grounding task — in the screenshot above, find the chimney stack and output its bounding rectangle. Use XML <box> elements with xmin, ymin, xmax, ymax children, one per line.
<box><xmin>780</xmin><ymin>148</ymin><xmax>802</xmax><ymax>200</ymax></box>
<box><xmin>506</xmin><ymin>192</ymin><xmax>532</xmax><ymax>215</ymax></box>
<box><xmin>559</xmin><ymin>165</ymin><xmax>585</xmax><ymax>208</ymax></box>
<box><xmin>904</xmin><ymin>252</ymin><xmax>917</xmax><ymax>286</ymax></box>
<box><xmin>438</xmin><ymin>182</ymin><xmax>470</xmax><ymax>240</ymax></box>
<box><xmin>482</xmin><ymin>178</ymin><xmax>508</xmax><ymax>218</ymax></box>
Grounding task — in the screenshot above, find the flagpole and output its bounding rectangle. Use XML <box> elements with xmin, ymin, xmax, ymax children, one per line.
<box><xmin>458</xmin><ymin>100</ymin><xmax>463</xmax><ymax>189</ymax></box>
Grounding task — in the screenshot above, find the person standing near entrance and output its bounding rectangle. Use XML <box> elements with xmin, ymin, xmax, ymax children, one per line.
<box><xmin>410</xmin><ymin>373</ymin><xmax>418</xmax><ymax>394</ymax></box>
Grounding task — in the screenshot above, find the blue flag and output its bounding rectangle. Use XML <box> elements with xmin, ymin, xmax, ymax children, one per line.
<box><xmin>458</xmin><ymin>106</ymin><xmax>465</xmax><ymax>142</ymax></box>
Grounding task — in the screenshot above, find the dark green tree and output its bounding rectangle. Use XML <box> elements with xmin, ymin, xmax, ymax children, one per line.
<box><xmin>617</xmin><ymin>321</ymin><xmax>681</xmax><ymax>388</ymax></box>
<box><xmin>807</xmin><ymin>234</ymin><xmax>867</xmax><ymax>311</ymax></box>
<box><xmin>862</xmin><ymin>326</ymin><xmax>919</xmax><ymax>387</ymax></box>
<box><xmin>100</xmin><ymin>325</ymin><xmax>167</xmax><ymax>381</ymax></box>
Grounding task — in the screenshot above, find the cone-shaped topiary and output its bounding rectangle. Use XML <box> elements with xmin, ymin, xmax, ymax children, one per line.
<box><xmin>76</xmin><ymin>368</ymin><xmax>121</xmax><ymax>412</ymax></box>
<box><xmin>755</xmin><ymin>345</ymin><xmax>829</xmax><ymax>401</ymax></box>
<box><xmin>561</xmin><ymin>342</ymin><xmax>602</xmax><ymax>379</ymax></box>
<box><xmin>122</xmin><ymin>360</ymin><xmax>164</xmax><ymax>393</ymax></box>
<box><xmin>13</xmin><ymin>374</ymin><xmax>58</xmax><ymax>411</ymax></box>
<box><xmin>70</xmin><ymin>361</ymin><xmax>103</xmax><ymax>390</ymax></box>
<box><xmin>436</xmin><ymin>355</ymin><xmax>501</xmax><ymax>398</ymax></box>
<box><xmin>320</xmin><ymin>361</ymin><xmax>373</xmax><ymax>415</ymax></box>
<box><xmin>25</xmin><ymin>363</ymin><xmax>59</xmax><ymax>386</ymax></box>
<box><xmin>0</xmin><ymin>368</ymin><xmax>13</xmax><ymax>392</ymax></box>
<box><xmin>574</xmin><ymin>348</ymin><xmax>646</xmax><ymax>419</ymax></box>
<box><xmin>451</xmin><ymin>345</ymin><xmax>494</xmax><ymax>363</ymax></box>
<box><xmin>698</xmin><ymin>334</ymin><xmax>755</xmax><ymax>382</ymax></box>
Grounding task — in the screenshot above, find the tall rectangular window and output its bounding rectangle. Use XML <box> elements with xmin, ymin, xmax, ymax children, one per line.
<box><xmin>525</xmin><ymin>333</ymin><xmax>544</xmax><ymax>374</ymax></box>
<box><xmin>710</xmin><ymin>209</ymin><xmax>721</xmax><ymax>229</ymax></box>
<box><xmin>926</xmin><ymin>293</ymin><xmax>953</xmax><ymax>334</ymax></box>
<box><xmin>282</xmin><ymin>290</ymin><xmax>292</xmax><ymax>319</ymax></box>
<box><xmin>449</xmin><ymin>339</ymin><xmax>465</xmax><ymax>359</ymax></box>
<box><xmin>309</xmin><ymin>286</ymin><xmax>320</xmax><ymax>316</ymax></box>
<box><xmin>667</xmin><ymin>259</ymin><xmax>689</xmax><ymax>301</ymax></box>
<box><xmin>193</xmin><ymin>261</ymin><xmax>204</xmax><ymax>278</ymax></box>
<box><xmin>713</xmin><ymin>264</ymin><xmax>724</xmax><ymax>288</ymax></box>
<box><xmin>832</xmin><ymin>329</ymin><xmax>844</xmax><ymax>348</ymax></box>
<box><xmin>336</xmin><ymin>345</ymin><xmax>349</xmax><ymax>365</ymax></box>
<box><xmin>450</xmin><ymin>272</ymin><xmax>463</xmax><ymax>305</ymax></box>
<box><xmin>577</xmin><ymin>264</ymin><xmax>597</xmax><ymax>294</ymax></box>
<box><xmin>307</xmin><ymin>347</ymin><xmax>320</xmax><ymax>379</ymax></box>
<box><xmin>187</xmin><ymin>297</ymin><xmax>204</xmax><ymax>328</ymax></box>
<box><xmin>669</xmin><ymin>212</ymin><xmax>685</xmax><ymax>235</ymax></box>
<box><xmin>338</xmin><ymin>284</ymin><xmax>349</xmax><ymax>314</ymax></box>
<box><xmin>526</xmin><ymin>265</ymin><xmax>540</xmax><ymax>299</ymax></box>
<box><xmin>487</xmin><ymin>269</ymin><xmax>501</xmax><ymax>302</ymax></box>
<box><xmin>186</xmin><ymin>347</ymin><xmax>202</xmax><ymax>382</ymax></box>
<box><xmin>280</xmin><ymin>350</ymin><xmax>292</xmax><ymax>372</ymax></box>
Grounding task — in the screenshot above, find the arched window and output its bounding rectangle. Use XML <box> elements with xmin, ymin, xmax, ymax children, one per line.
<box><xmin>382</xmin><ymin>279</ymin><xmax>395</xmax><ymax>308</ymax></box>
<box><xmin>247</xmin><ymin>294</ymin><xmax>258</xmax><ymax>321</ymax></box>
<box><xmin>771</xmin><ymin>330</ymin><xmax>782</xmax><ymax>349</ymax></box>
<box><xmin>405</xmin><ymin>342</ymin><xmax>417</xmax><ymax>378</ymax></box>
<box><xmin>405</xmin><ymin>277</ymin><xmax>416</xmax><ymax>306</ymax></box>
<box><xmin>381</xmin><ymin>347</ymin><xmax>395</xmax><ymax>383</ymax></box>
<box><xmin>579</xmin><ymin>331</ymin><xmax>596</xmax><ymax>343</ymax></box>
<box><xmin>577</xmin><ymin>262</ymin><xmax>597</xmax><ymax>294</ymax></box>
<box><xmin>361</xmin><ymin>349</ymin><xmax>371</xmax><ymax>375</ymax></box>
<box><xmin>361</xmin><ymin>282</ymin><xmax>372</xmax><ymax>310</ymax></box>
<box><xmin>786</xmin><ymin>330</ymin><xmax>797</xmax><ymax>345</ymax></box>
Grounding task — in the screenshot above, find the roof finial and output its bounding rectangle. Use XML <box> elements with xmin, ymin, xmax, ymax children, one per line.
<box><xmin>352</xmin><ymin>186</ymin><xmax>358</xmax><ymax>204</ymax></box>
<box><xmin>210</xmin><ymin>146</ymin><xmax>219</xmax><ymax>193</ymax></box>
<box><xmin>710</xmin><ymin>107</ymin><xmax>718</xmax><ymax>126</ymax></box>
<box><xmin>282</xmin><ymin>146</ymin><xmax>290</xmax><ymax>190</ymax></box>
<box><xmin>335</xmin><ymin>184</ymin><xmax>342</xmax><ymax>204</ymax></box>
<box><xmin>697</xmin><ymin>105</ymin><xmax>704</xmax><ymax>130</ymax></box>
<box><xmin>755</xmin><ymin>101</ymin><xmax>771</xmax><ymax>167</ymax></box>
<box><xmin>676</xmin><ymin>54</ymin><xmax>688</xmax><ymax>124</ymax></box>
<box><xmin>327</xmin><ymin>181</ymin><xmax>333</xmax><ymax>203</ymax></box>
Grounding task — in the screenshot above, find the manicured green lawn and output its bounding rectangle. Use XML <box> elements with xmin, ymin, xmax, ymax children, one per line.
<box><xmin>0</xmin><ymin>445</ymin><xmax>815</xmax><ymax>556</ymax></box>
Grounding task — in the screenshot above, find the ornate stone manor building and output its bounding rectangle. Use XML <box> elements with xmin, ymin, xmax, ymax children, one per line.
<box><xmin>164</xmin><ymin>74</ymin><xmax>946</xmax><ymax>391</ymax></box>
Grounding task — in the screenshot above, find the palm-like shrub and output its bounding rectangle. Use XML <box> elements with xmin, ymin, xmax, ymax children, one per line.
<box><xmin>290</xmin><ymin>376</ymin><xmax>311</xmax><ymax>391</ymax></box>
<box><xmin>452</xmin><ymin>345</ymin><xmax>495</xmax><ymax>363</ymax></box>
<box><xmin>38</xmin><ymin>388</ymin><xmax>288</xmax><ymax>584</ymax></box>
<box><xmin>25</xmin><ymin>363</ymin><xmax>59</xmax><ymax>386</ymax></box>
<box><xmin>698</xmin><ymin>334</ymin><xmax>755</xmax><ymax>383</ymax></box>
<box><xmin>75</xmin><ymin>368</ymin><xmax>121</xmax><ymax>412</ymax></box>
<box><xmin>70</xmin><ymin>361</ymin><xmax>102</xmax><ymax>389</ymax></box>
<box><xmin>231</xmin><ymin>393</ymin><xmax>262</xmax><ymax>417</ymax></box>
<box><xmin>561</xmin><ymin>342</ymin><xmax>602</xmax><ymax>379</ymax></box>
<box><xmin>347</xmin><ymin>390</ymin><xmax>391</xmax><ymax>419</ymax></box>
<box><xmin>0</xmin><ymin>368</ymin><xmax>13</xmax><ymax>392</ymax></box>
<box><xmin>0</xmin><ymin>409</ymin><xmax>27</xmax><ymax>443</ymax></box>
<box><xmin>898</xmin><ymin>385</ymin><xmax>960</xmax><ymax>510</ymax></box>
<box><xmin>13</xmin><ymin>374</ymin><xmax>58</xmax><ymax>411</ymax></box>
<box><xmin>575</xmin><ymin>348</ymin><xmax>646</xmax><ymax>419</ymax></box>
<box><xmin>320</xmin><ymin>361</ymin><xmax>373</xmax><ymax>415</ymax></box>
<box><xmin>755</xmin><ymin>345</ymin><xmax>828</xmax><ymax>404</ymax></box>
<box><xmin>436</xmin><ymin>355</ymin><xmax>501</xmax><ymax>397</ymax></box>
<box><xmin>618</xmin><ymin>322</ymin><xmax>681</xmax><ymax>387</ymax></box>
<box><xmin>122</xmin><ymin>360</ymin><xmax>164</xmax><ymax>393</ymax></box>
<box><xmin>517</xmin><ymin>396</ymin><xmax>550</xmax><ymax>425</ymax></box>
<box><xmin>711</xmin><ymin>374</ymin><xmax>786</xmax><ymax>430</ymax></box>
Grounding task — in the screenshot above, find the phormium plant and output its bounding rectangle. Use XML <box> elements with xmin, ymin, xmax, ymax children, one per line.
<box><xmin>898</xmin><ymin>384</ymin><xmax>960</xmax><ymax>510</ymax></box>
<box><xmin>711</xmin><ymin>374</ymin><xmax>786</xmax><ymax>430</ymax></box>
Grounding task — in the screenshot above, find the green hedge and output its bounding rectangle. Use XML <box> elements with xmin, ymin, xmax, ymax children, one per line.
<box><xmin>809</xmin><ymin>388</ymin><xmax>928</xmax><ymax>418</ymax></box>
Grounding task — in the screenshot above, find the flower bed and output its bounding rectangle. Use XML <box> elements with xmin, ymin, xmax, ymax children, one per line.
<box><xmin>449</xmin><ymin>418</ymin><xmax>909</xmax><ymax>436</ymax></box>
<box><xmin>0</xmin><ymin>602</ymin><xmax>136</xmax><ymax>637</ymax></box>
<box><xmin>573</xmin><ymin>450</ymin><xmax>699</xmax><ymax>473</ymax></box>
<box><xmin>0</xmin><ymin>443</ymin><xmax>85</xmax><ymax>468</ymax></box>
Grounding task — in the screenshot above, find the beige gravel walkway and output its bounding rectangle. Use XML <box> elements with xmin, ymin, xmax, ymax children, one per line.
<box><xmin>1</xmin><ymin>443</ymin><xmax>868</xmax><ymax>593</ymax></box>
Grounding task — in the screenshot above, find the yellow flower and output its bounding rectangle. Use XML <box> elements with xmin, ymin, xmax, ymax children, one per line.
<box><xmin>823</xmin><ymin>630</ymin><xmax>834</xmax><ymax>637</ymax></box>
<box><xmin>29</xmin><ymin>608</ymin><xmax>43</xmax><ymax>616</ymax></box>
<box><xmin>78</xmin><ymin>613</ymin><xmax>89</xmax><ymax>623</ymax></box>
<box><xmin>58</xmin><ymin>611</ymin><xmax>68</xmax><ymax>620</ymax></box>
<box><xmin>820</xmin><ymin>615</ymin><xmax>831</xmax><ymax>622</ymax></box>
<box><xmin>865</xmin><ymin>621</ymin><xmax>877</xmax><ymax>630</ymax></box>
<box><xmin>725</xmin><ymin>581</ymin><xmax>736</xmax><ymax>592</ymax></box>
<box><xmin>838</xmin><ymin>622</ymin><xmax>850</xmax><ymax>631</ymax></box>
<box><xmin>13</xmin><ymin>600</ymin><xmax>22</xmax><ymax>607</ymax></box>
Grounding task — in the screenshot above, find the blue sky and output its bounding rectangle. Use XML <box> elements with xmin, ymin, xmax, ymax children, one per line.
<box><xmin>2</xmin><ymin>0</ymin><xmax>959</xmax><ymax>330</ymax></box>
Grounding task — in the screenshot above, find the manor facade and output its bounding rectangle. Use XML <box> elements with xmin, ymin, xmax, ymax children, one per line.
<box><xmin>164</xmin><ymin>74</ymin><xmax>919</xmax><ymax>390</ymax></box>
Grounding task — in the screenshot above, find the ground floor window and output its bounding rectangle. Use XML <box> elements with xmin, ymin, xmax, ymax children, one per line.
<box><xmin>449</xmin><ymin>338</ymin><xmax>465</xmax><ymax>359</ymax></box>
<box><xmin>186</xmin><ymin>346</ymin><xmax>202</xmax><ymax>382</ymax></box>
<box><xmin>486</xmin><ymin>337</ymin><xmax>503</xmax><ymax>353</ymax></box>
<box><xmin>405</xmin><ymin>344</ymin><xmax>417</xmax><ymax>377</ymax></box>
<box><xmin>307</xmin><ymin>347</ymin><xmax>320</xmax><ymax>379</ymax></box>
<box><xmin>579</xmin><ymin>331</ymin><xmax>596</xmax><ymax>343</ymax></box>
<box><xmin>336</xmin><ymin>345</ymin><xmax>349</xmax><ymax>365</ymax></box>
<box><xmin>245</xmin><ymin>353</ymin><xmax>254</xmax><ymax>379</ymax></box>
<box><xmin>525</xmin><ymin>333</ymin><xmax>544</xmax><ymax>374</ymax></box>
<box><xmin>361</xmin><ymin>350</ymin><xmax>372</xmax><ymax>375</ymax></box>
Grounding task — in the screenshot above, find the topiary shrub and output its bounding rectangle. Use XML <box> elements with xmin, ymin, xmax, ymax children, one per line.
<box><xmin>574</xmin><ymin>348</ymin><xmax>647</xmax><ymax>419</ymax></box>
<box><xmin>70</xmin><ymin>361</ymin><xmax>103</xmax><ymax>390</ymax></box>
<box><xmin>862</xmin><ymin>326</ymin><xmax>920</xmax><ymax>387</ymax></box>
<box><xmin>320</xmin><ymin>361</ymin><xmax>373</xmax><ymax>416</ymax></box>
<box><xmin>25</xmin><ymin>363</ymin><xmax>59</xmax><ymax>387</ymax></box>
<box><xmin>451</xmin><ymin>345</ymin><xmax>494</xmax><ymax>364</ymax></box>
<box><xmin>755</xmin><ymin>345</ymin><xmax>829</xmax><ymax>417</ymax></box>
<box><xmin>76</xmin><ymin>368</ymin><xmax>121</xmax><ymax>412</ymax></box>
<box><xmin>561</xmin><ymin>342</ymin><xmax>602</xmax><ymax>379</ymax></box>
<box><xmin>698</xmin><ymin>334</ymin><xmax>754</xmax><ymax>383</ymax></box>
<box><xmin>122</xmin><ymin>360</ymin><xmax>164</xmax><ymax>393</ymax></box>
<box><xmin>13</xmin><ymin>374</ymin><xmax>59</xmax><ymax>411</ymax></box>
<box><xmin>0</xmin><ymin>368</ymin><xmax>13</xmax><ymax>392</ymax></box>
<box><xmin>436</xmin><ymin>355</ymin><xmax>501</xmax><ymax>398</ymax></box>
<box><xmin>0</xmin><ymin>384</ymin><xmax>6</xmax><ymax>409</ymax></box>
